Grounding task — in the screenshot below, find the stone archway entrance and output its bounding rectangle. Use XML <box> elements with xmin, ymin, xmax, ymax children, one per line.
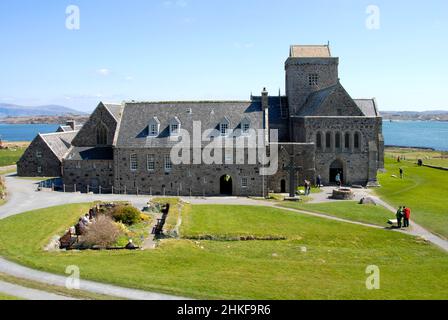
<box><xmin>329</xmin><ymin>160</ymin><xmax>344</xmax><ymax>184</ymax></box>
<box><xmin>220</xmin><ymin>175</ymin><xmax>233</xmax><ymax>195</ymax></box>
<box><xmin>280</xmin><ymin>179</ymin><xmax>286</xmax><ymax>193</ymax></box>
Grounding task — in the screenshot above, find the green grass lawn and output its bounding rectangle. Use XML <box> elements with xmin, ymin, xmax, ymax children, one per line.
<box><xmin>0</xmin><ymin>148</ymin><xmax>25</xmax><ymax>167</ymax></box>
<box><xmin>385</xmin><ymin>147</ymin><xmax>448</xmax><ymax>168</ymax></box>
<box><xmin>0</xmin><ymin>293</ymin><xmax>21</xmax><ymax>300</ymax></box>
<box><xmin>376</xmin><ymin>158</ymin><xmax>448</xmax><ymax>239</ymax></box>
<box><xmin>278</xmin><ymin>202</ymin><xmax>394</xmax><ymax>226</ymax></box>
<box><xmin>0</xmin><ymin>203</ymin><xmax>447</xmax><ymax>300</ymax></box>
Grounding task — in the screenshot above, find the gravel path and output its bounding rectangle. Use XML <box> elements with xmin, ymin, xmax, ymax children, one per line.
<box><xmin>0</xmin><ymin>280</ymin><xmax>76</xmax><ymax>300</ymax></box>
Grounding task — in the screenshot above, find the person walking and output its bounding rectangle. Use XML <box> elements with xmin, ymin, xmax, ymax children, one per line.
<box><xmin>335</xmin><ymin>172</ymin><xmax>342</xmax><ymax>187</ymax></box>
<box><xmin>399</xmin><ymin>168</ymin><xmax>404</xmax><ymax>179</ymax></box>
<box><xmin>403</xmin><ymin>206</ymin><xmax>411</xmax><ymax>228</ymax></box>
<box><xmin>396</xmin><ymin>206</ymin><xmax>403</xmax><ymax>228</ymax></box>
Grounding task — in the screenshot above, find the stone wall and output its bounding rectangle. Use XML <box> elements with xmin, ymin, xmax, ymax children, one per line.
<box><xmin>285</xmin><ymin>57</ymin><xmax>339</xmax><ymax>115</ymax></box>
<box><xmin>267</xmin><ymin>143</ymin><xmax>316</xmax><ymax>193</ymax></box>
<box><xmin>296</xmin><ymin>117</ymin><xmax>383</xmax><ymax>185</ymax></box>
<box><xmin>17</xmin><ymin>135</ymin><xmax>61</xmax><ymax>177</ymax></box>
<box><xmin>114</xmin><ymin>147</ymin><xmax>267</xmax><ymax>196</ymax></box>
<box><xmin>63</xmin><ymin>159</ymin><xmax>114</xmax><ymax>192</ymax></box>
<box><xmin>71</xmin><ymin>103</ymin><xmax>117</xmax><ymax>147</ymax></box>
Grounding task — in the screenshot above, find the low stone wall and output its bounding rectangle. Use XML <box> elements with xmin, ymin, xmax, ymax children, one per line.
<box><xmin>423</xmin><ymin>164</ymin><xmax>448</xmax><ymax>171</ymax></box>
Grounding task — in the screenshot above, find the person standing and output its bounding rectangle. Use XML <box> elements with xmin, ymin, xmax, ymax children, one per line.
<box><xmin>399</xmin><ymin>168</ymin><xmax>404</xmax><ymax>179</ymax></box>
<box><xmin>316</xmin><ymin>175</ymin><xmax>322</xmax><ymax>188</ymax></box>
<box><xmin>396</xmin><ymin>206</ymin><xmax>403</xmax><ymax>228</ymax></box>
<box><xmin>403</xmin><ymin>206</ymin><xmax>411</xmax><ymax>228</ymax></box>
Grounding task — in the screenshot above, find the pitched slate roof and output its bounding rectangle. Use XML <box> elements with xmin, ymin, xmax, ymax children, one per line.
<box><xmin>290</xmin><ymin>45</ymin><xmax>331</xmax><ymax>58</ymax></box>
<box><xmin>65</xmin><ymin>146</ymin><xmax>114</xmax><ymax>161</ymax></box>
<box><xmin>354</xmin><ymin>99</ymin><xmax>379</xmax><ymax>117</ymax></box>
<box><xmin>40</xmin><ymin>131</ymin><xmax>78</xmax><ymax>160</ymax></box>
<box><xmin>297</xmin><ymin>84</ymin><xmax>340</xmax><ymax>116</ymax></box>
<box><xmin>103</xmin><ymin>103</ymin><xmax>124</xmax><ymax>122</ymax></box>
<box><xmin>57</xmin><ymin>124</ymin><xmax>83</xmax><ymax>132</ymax></box>
<box><xmin>116</xmin><ymin>101</ymin><xmax>264</xmax><ymax>148</ymax></box>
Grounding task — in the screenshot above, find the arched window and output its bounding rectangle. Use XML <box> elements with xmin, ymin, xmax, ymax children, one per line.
<box><xmin>345</xmin><ymin>133</ymin><xmax>350</xmax><ymax>149</ymax></box>
<box><xmin>326</xmin><ymin>132</ymin><xmax>331</xmax><ymax>149</ymax></box>
<box><xmin>354</xmin><ymin>132</ymin><xmax>361</xmax><ymax>150</ymax></box>
<box><xmin>335</xmin><ymin>132</ymin><xmax>341</xmax><ymax>149</ymax></box>
<box><xmin>96</xmin><ymin>123</ymin><xmax>108</xmax><ymax>145</ymax></box>
<box><xmin>316</xmin><ymin>132</ymin><xmax>322</xmax><ymax>149</ymax></box>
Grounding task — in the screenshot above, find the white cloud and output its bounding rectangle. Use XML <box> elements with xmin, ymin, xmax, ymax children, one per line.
<box><xmin>234</xmin><ymin>42</ymin><xmax>255</xmax><ymax>49</ymax></box>
<box><xmin>163</xmin><ymin>0</ymin><xmax>188</xmax><ymax>8</ymax></box>
<box><xmin>124</xmin><ymin>76</ymin><xmax>134</xmax><ymax>81</ymax></box>
<box><xmin>97</xmin><ymin>68</ymin><xmax>111</xmax><ymax>76</ymax></box>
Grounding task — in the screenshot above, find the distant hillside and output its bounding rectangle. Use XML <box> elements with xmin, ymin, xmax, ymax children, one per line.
<box><xmin>381</xmin><ymin>110</ymin><xmax>448</xmax><ymax>121</ymax></box>
<box><xmin>0</xmin><ymin>103</ymin><xmax>87</xmax><ymax>118</ymax></box>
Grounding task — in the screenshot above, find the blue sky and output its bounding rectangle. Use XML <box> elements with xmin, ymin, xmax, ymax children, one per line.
<box><xmin>0</xmin><ymin>0</ymin><xmax>447</xmax><ymax>112</ymax></box>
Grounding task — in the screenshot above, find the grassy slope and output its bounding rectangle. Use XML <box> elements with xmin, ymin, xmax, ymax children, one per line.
<box><xmin>0</xmin><ymin>148</ymin><xmax>25</xmax><ymax>167</ymax></box>
<box><xmin>278</xmin><ymin>202</ymin><xmax>394</xmax><ymax>227</ymax></box>
<box><xmin>0</xmin><ymin>204</ymin><xmax>447</xmax><ymax>299</ymax></box>
<box><xmin>385</xmin><ymin>147</ymin><xmax>448</xmax><ymax>167</ymax></box>
<box><xmin>376</xmin><ymin>158</ymin><xmax>448</xmax><ymax>239</ymax></box>
<box><xmin>0</xmin><ymin>293</ymin><xmax>21</xmax><ymax>300</ymax></box>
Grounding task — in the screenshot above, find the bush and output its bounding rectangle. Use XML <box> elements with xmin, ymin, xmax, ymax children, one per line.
<box><xmin>112</xmin><ymin>205</ymin><xmax>141</xmax><ymax>225</ymax></box>
<box><xmin>83</xmin><ymin>215</ymin><xmax>122</xmax><ymax>248</ymax></box>
<box><xmin>140</xmin><ymin>213</ymin><xmax>151</xmax><ymax>222</ymax></box>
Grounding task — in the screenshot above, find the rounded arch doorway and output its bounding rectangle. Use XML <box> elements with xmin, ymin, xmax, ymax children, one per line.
<box><xmin>329</xmin><ymin>159</ymin><xmax>344</xmax><ymax>185</ymax></box>
<box><xmin>220</xmin><ymin>175</ymin><xmax>233</xmax><ymax>195</ymax></box>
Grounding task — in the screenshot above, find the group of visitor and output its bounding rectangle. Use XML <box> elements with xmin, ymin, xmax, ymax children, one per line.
<box><xmin>396</xmin><ymin>206</ymin><xmax>412</xmax><ymax>228</ymax></box>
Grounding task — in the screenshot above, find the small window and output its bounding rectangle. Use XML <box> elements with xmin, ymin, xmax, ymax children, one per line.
<box><xmin>76</xmin><ymin>161</ymin><xmax>81</xmax><ymax>169</ymax></box>
<box><xmin>308</xmin><ymin>74</ymin><xmax>319</xmax><ymax>86</ymax></box>
<box><xmin>326</xmin><ymin>132</ymin><xmax>331</xmax><ymax>149</ymax></box>
<box><xmin>345</xmin><ymin>133</ymin><xmax>350</xmax><ymax>149</ymax></box>
<box><xmin>147</xmin><ymin>155</ymin><xmax>155</xmax><ymax>171</ymax></box>
<box><xmin>335</xmin><ymin>132</ymin><xmax>341</xmax><ymax>149</ymax></box>
<box><xmin>242</xmin><ymin>123</ymin><xmax>250</xmax><ymax>134</ymax></box>
<box><xmin>130</xmin><ymin>154</ymin><xmax>138</xmax><ymax>171</ymax></box>
<box><xmin>241</xmin><ymin>177</ymin><xmax>248</xmax><ymax>188</ymax></box>
<box><xmin>96</xmin><ymin>123</ymin><xmax>108</xmax><ymax>145</ymax></box>
<box><xmin>150</xmin><ymin>124</ymin><xmax>158</xmax><ymax>136</ymax></box>
<box><xmin>337</xmin><ymin>109</ymin><xmax>343</xmax><ymax>116</ymax></box>
<box><xmin>354</xmin><ymin>133</ymin><xmax>361</xmax><ymax>149</ymax></box>
<box><xmin>316</xmin><ymin>133</ymin><xmax>322</xmax><ymax>149</ymax></box>
<box><xmin>36</xmin><ymin>151</ymin><xmax>42</xmax><ymax>158</ymax></box>
<box><xmin>220</xmin><ymin>123</ymin><xmax>229</xmax><ymax>136</ymax></box>
<box><xmin>170</xmin><ymin>124</ymin><xmax>179</xmax><ymax>136</ymax></box>
<box><xmin>37</xmin><ymin>166</ymin><xmax>42</xmax><ymax>174</ymax></box>
<box><xmin>164</xmin><ymin>155</ymin><xmax>172</xmax><ymax>172</ymax></box>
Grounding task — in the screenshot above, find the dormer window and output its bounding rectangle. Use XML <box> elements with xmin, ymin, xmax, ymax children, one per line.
<box><xmin>220</xmin><ymin>117</ymin><xmax>230</xmax><ymax>137</ymax></box>
<box><xmin>148</xmin><ymin>117</ymin><xmax>160</xmax><ymax>137</ymax></box>
<box><xmin>241</xmin><ymin>117</ymin><xmax>251</xmax><ymax>135</ymax></box>
<box><xmin>169</xmin><ymin>117</ymin><xmax>181</xmax><ymax>136</ymax></box>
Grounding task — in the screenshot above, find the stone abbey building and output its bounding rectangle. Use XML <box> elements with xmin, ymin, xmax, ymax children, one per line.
<box><xmin>18</xmin><ymin>44</ymin><xmax>384</xmax><ymax>196</ymax></box>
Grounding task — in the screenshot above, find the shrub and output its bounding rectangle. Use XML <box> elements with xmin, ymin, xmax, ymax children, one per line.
<box><xmin>112</xmin><ymin>205</ymin><xmax>141</xmax><ymax>225</ymax></box>
<box><xmin>140</xmin><ymin>213</ymin><xmax>151</xmax><ymax>222</ymax></box>
<box><xmin>83</xmin><ymin>215</ymin><xmax>122</xmax><ymax>248</ymax></box>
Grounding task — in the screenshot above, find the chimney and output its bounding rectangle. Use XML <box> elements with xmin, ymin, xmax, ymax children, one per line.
<box><xmin>261</xmin><ymin>88</ymin><xmax>270</xmax><ymax>144</ymax></box>
<box><xmin>261</xmin><ymin>87</ymin><xmax>269</xmax><ymax>110</ymax></box>
<box><xmin>66</xmin><ymin>120</ymin><xmax>76</xmax><ymax>131</ymax></box>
